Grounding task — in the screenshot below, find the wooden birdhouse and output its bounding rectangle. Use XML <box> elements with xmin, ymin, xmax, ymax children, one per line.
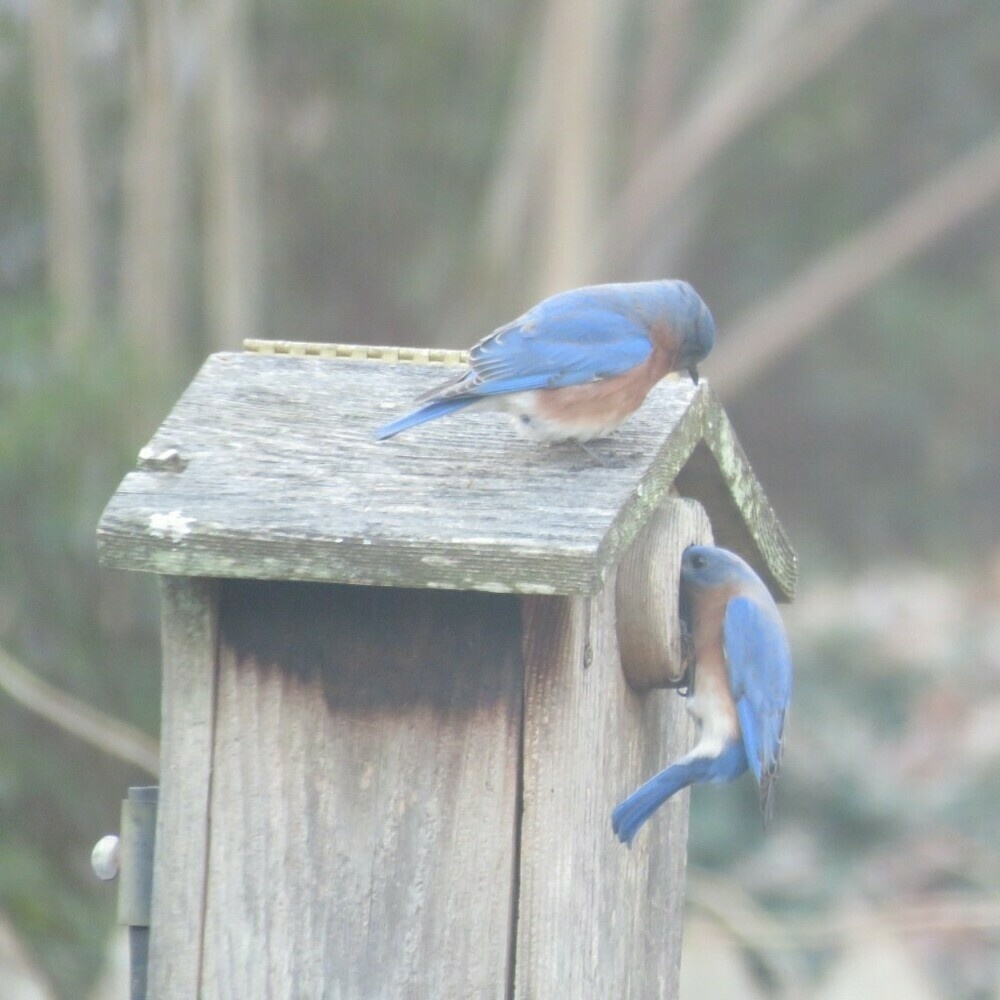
<box><xmin>97</xmin><ymin>341</ymin><xmax>795</xmax><ymax>999</ymax></box>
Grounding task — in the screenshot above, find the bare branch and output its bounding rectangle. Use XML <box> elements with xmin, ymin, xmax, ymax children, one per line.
<box><xmin>604</xmin><ymin>0</ymin><xmax>895</xmax><ymax>268</ymax></box>
<box><xmin>689</xmin><ymin>869</ymin><xmax>1000</xmax><ymax>946</ymax></box>
<box><xmin>0</xmin><ymin>643</ymin><xmax>160</xmax><ymax>775</ymax></box>
<box><xmin>710</xmin><ymin>131</ymin><xmax>1000</xmax><ymax>396</ymax></box>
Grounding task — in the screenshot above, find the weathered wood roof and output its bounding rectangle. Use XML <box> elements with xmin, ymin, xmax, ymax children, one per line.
<box><xmin>97</xmin><ymin>345</ymin><xmax>796</xmax><ymax>599</ymax></box>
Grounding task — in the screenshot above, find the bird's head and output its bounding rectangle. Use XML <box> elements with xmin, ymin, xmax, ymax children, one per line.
<box><xmin>671</xmin><ymin>281</ymin><xmax>715</xmax><ymax>384</ymax></box>
<box><xmin>680</xmin><ymin>544</ymin><xmax>756</xmax><ymax>591</ymax></box>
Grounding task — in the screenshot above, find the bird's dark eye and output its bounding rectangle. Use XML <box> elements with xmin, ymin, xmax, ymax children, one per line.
<box><xmin>690</xmin><ymin>553</ymin><xmax>706</xmax><ymax>569</ymax></box>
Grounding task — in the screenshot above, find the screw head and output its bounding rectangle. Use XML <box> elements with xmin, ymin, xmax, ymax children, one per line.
<box><xmin>91</xmin><ymin>835</ymin><xmax>121</xmax><ymax>881</ymax></box>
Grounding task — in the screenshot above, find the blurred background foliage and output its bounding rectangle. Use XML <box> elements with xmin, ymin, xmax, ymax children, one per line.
<box><xmin>0</xmin><ymin>0</ymin><xmax>998</xmax><ymax>996</ymax></box>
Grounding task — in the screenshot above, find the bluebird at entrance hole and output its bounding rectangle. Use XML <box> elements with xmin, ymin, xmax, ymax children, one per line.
<box><xmin>612</xmin><ymin>545</ymin><xmax>793</xmax><ymax>846</ymax></box>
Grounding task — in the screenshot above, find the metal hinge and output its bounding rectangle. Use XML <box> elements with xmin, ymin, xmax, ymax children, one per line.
<box><xmin>243</xmin><ymin>338</ymin><xmax>469</xmax><ymax>365</ymax></box>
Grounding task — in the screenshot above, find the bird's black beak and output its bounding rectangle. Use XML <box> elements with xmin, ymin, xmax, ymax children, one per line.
<box><xmin>688</xmin><ymin>365</ymin><xmax>700</xmax><ymax>384</ymax></box>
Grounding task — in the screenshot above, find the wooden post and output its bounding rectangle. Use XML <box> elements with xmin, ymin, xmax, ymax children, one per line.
<box><xmin>98</xmin><ymin>345</ymin><xmax>795</xmax><ymax>999</ymax></box>
<box><xmin>150</xmin><ymin>577</ymin><xmax>218</xmax><ymax>998</ymax></box>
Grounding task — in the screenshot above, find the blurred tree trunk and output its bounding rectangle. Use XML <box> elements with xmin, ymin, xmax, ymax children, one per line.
<box><xmin>534</xmin><ymin>0</ymin><xmax>609</xmax><ymax>296</ymax></box>
<box><xmin>475</xmin><ymin>16</ymin><xmax>549</xmax><ymax>298</ymax></box>
<box><xmin>28</xmin><ymin>0</ymin><xmax>95</xmax><ymax>353</ymax></box>
<box><xmin>624</xmin><ymin>0</ymin><xmax>695</xmax><ymax>276</ymax></box>
<box><xmin>121</xmin><ymin>0</ymin><xmax>183</xmax><ymax>379</ymax></box>
<box><xmin>628</xmin><ymin>0</ymin><xmax>691</xmax><ymax>168</ymax></box>
<box><xmin>478</xmin><ymin>0</ymin><xmax>623</xmax><ymax>302</ymax></box>
<box><xmin>204</xmin><ymin>0</ymin><xmax>260</xmax><ymax>349</ymax></box>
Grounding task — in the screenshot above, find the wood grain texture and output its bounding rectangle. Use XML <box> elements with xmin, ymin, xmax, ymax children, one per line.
<box><xmin>148</xmin><ymin>576</ymin><xmax>219</xmax><ymax>999</ymax></box>
<box><xmin>616</xmin><ymin>497</ymin><xmax>714</xmax><ymax>689</ymax></box>
<box><xmin>198</xmin><ymin>580</ymin><xmax>523</xmax><ymax>1000</ymax></box>
<box><xmin>516</xmin><ymin>581</ymin><xmax>693</xmax><ymax>999</ymax></box>
<box><xmin>96</xmin><ymin>353</ymin><xmax>795</xmax><ymax>599</ymax></box>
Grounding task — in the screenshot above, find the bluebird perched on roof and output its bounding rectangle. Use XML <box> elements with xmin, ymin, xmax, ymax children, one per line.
<box><xmin>374</xmin><ymin>279</ymin><xmax>714</xmax><ymax>444</ymax></box>
<box><xmin>612</xmin><ymin>545</ymin><xmax>793</xmax><ymax>846</ymax></box>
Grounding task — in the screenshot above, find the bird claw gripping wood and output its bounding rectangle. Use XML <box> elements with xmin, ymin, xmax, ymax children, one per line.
<box><xmin>665</xmin><ymin>618</ymin><xmax>696</xmax><ymax>697</ymax></box>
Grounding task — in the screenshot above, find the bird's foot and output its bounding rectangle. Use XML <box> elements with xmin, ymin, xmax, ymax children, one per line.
<box><xmin>664</xmin><ymin>665</ymin><xmax>692</xmax><ymax>697</ymax></box>
<box><xmin>669</xmin><ymin>620</ymin><xmax>696</xmax><ymax>696</ymax></box>
<box><xmin>567</xmin><ymin>439</ymin><xmax>634</xmax><ymax>469</ymax></box>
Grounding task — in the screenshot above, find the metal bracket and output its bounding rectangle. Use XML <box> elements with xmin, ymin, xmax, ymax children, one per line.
<box><xmin>92</xmin><ymin>785</ymin><xmax>158</xmax><ymax>1000</ymax></box>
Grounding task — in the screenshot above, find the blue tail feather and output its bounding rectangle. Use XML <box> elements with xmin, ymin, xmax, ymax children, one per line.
<box><xmin>374</xmin><ymin>397</ymin><xmax>477</xmax><ymax>440</ymax></box>
<box><xmin>612</xmin><ymin>743</ymin><xmax>747</xmax><ymax>846</ymax></box>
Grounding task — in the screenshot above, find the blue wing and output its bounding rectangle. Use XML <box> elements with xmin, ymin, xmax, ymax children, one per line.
<box><xmin>426</xmin><ymin>288</ymin><xmax>655</xmax><ymax>402</ymax></box>
<box><xmin>723</xmin><ymin>595</ymin><xmax>792</xmax><ymax>824</ymax></box>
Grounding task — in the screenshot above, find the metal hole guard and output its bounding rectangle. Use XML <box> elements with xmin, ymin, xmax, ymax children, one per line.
<box><xmin>615</xmin><ymin>498</ymin><xmax>713</xmax><ymax>689</ymax></box>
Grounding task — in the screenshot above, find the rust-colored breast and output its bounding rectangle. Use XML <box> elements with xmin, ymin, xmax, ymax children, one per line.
<box><xmin>530</xmin><ymin>355</ymin><xmax>664</xmax><ymax>435</ymax></box>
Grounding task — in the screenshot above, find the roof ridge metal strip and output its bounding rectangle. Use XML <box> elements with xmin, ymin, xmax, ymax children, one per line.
<box><xmin>243</xmin><ymin>339</ymin><xmax>469</xmax><ymax>365</ymax></box>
